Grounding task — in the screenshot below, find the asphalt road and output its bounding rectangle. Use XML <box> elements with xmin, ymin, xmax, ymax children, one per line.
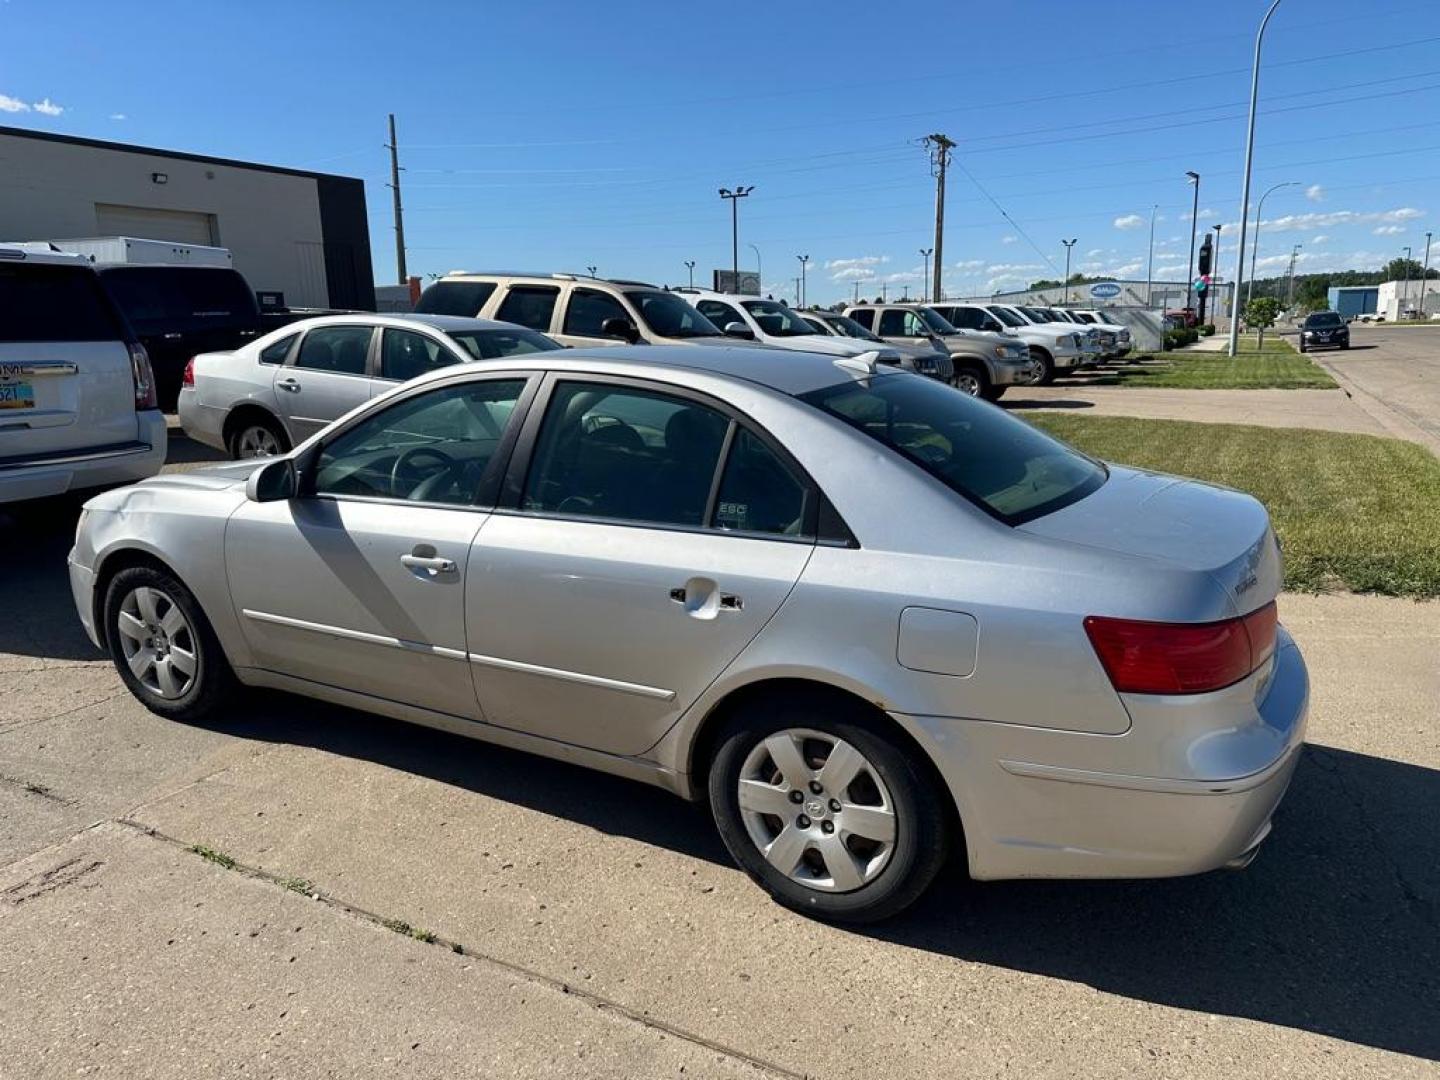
<box><xmin>1315</xmin><ymin>324</ymin><xmax>1440</xmax><ymax>449</ymax></box>
<box><xmin>1</xmin><ymin>434</ymin><xmax>1437</xmax><ymax>1078</ymax></box>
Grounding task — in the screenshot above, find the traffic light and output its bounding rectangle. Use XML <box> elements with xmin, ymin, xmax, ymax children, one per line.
<box><xmin>1197</xmin><ymin>235</ymin><xmax>1213</xmax><ymax>277</ymax></box>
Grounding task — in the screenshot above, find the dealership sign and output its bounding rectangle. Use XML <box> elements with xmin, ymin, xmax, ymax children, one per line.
<box><xmin>1088</xmin><ymin>282</ymin><xmax>1122</xmax><ymax>299</ymax></box>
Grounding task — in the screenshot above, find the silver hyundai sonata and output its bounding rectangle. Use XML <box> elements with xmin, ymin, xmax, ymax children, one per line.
<box><xmin>69</xmin><ymin>345</ymin><xmax>1308</xmax><ymax>922</ymax></box>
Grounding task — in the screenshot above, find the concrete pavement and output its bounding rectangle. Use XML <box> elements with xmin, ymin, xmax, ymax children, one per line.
<box><xmin>1315</xmin><ymin>324</ymin><xmax>1440</xmax><ymax>456</ymax></box>
<box><xmin>1</xmin><ymin>468</ymin><xmax>1437</xmax><ymax>1078</ymax></box>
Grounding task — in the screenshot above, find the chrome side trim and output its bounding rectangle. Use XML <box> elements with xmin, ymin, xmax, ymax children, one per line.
<box><xmin>241</xmin><ymin>609</ymin><xmax>468</xmax><ymax>661</ymax></box>
<box><xmin>998</xmin><ymin>747</ymin><xmax>1298</xmax><ymax>796</ymax></box>
<box><xmin>0</xmin><ymin>361</ymin><xmax>79</xmax><ymax>378</ymax></box>
<box><xmin>0</xmin><ymin>441</ymin><xmax>152</xmax><ymax>471</ymax></box>
<box><xmin>467</xmin><ymin>652</ymin><xmax>676</xmax><ymax>701</ymax></box>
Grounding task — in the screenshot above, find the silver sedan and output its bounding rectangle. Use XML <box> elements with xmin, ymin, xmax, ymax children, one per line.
<box><xmin>178</xmin><ymin>313</ymin><xmax>564</xmax><ymax>459</ymax></box>
<box><xmin>70</xmin><ymin>345</ymin><xmax>1307</xmax><ymax>922</ymax></box>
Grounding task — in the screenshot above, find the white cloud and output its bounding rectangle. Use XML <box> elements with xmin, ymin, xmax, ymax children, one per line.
<box><xmin>824</xmin><ymin>255</ymin><xmax>888</xmax><ymax>272</ymax></box>
<box><xmin>830</xmin><ymin>266</ymin><xmax>874</xmax><ymax>282</ymax></box>
<box><xmin>984</xmin><ymin>262</ymin><xmax>1043</xmax><ymax>275</ymax></box>
<box><xmin>0</xmin><ymin>94</ymin><xmax>29</xmax><ymax>113</ymax></box>
<box><xmin>1085</xmin><ymin>248</ymin><xmax>1105</xmax><ymax>257</ymax></box>
<box><xmin>953</xmin><ymin>258</ymin><xmax>985</xmax><ymax>270</ymax></box>
<box><xmin>1111</xmin><ymin>260</ymin><xmax>1144</xmax><ymax>277</ymax></box>
<box><xmin>1311</xmin><ymin>234</ymin><xmax>1329</xmax><ymax>244</ymax></box>
<box><xmin>0</xmin><ymin>93</ymin><xmax>64</xmax><ymax>115</ymax></box>
<box><xmin>1306</xmin><ymin>184</ymin><xmax>1324</xmax><ymax>203</ymax></box>
<box><xmin>999</xmin><ymin>235</ymin><xmax>1018</xmax><ymax>245</ymax></box>
<box><xmin>1374</xmin><ymin>225</ymin><xmax>1404</xmax><ymax>235</ymax></box>
<box><xmin>32</xmin><ymin>98</ymin><xmax>62</xmax><ymax>116</ymax></box>
<box><xmin>1251</xmin><ymin>207</ymin><xmax>1424</xmax><ymax>235</ymax></box>
<box><xmin>109</xmin><ymin>112</ymin><xmax>127</xmax><ymax>121</ymax></box>
<box><xmin>1113</xmin><ymin>214</ymin><xmax>1145</xmax><ymax>231</ymax></box>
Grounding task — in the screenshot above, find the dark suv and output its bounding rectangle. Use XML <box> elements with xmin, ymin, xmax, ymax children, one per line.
<box><xmin>1298</xmin><ymin>310</ymin><xmax>1349</xmax><ymax>353</ymax></box>
<box><xmin>96</xmin><ymin>265</ymin><xmax>263</xmax><ymax>408</ymax></box>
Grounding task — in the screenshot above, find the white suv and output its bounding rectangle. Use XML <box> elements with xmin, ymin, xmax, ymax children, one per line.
<box><xmin>675</xmin><ymin>289</ymin><xmax>905</xmax><ymax>364</ymax></box>
<box><xmin>931</xmin><ymin>303</ymin><xmax>1090</xmax><ymax>385</ymax></box>
<box><xmin>416</xmin><ymin>272</ymin><xmax>728</xmax><ymax>348</ymax></box>
<box><xmin>0</xmin><ymin>244</ymin><xmax>164</xmax><ymax>504</ymax></box>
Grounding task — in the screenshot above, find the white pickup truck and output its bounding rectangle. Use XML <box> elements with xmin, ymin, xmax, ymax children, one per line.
<box><xmin>929</xmin><ymin>303</ymin><xmax>1091</xmax><ymax>385</ymax></box>
<box><xmin>1068</xmin><ymin>309</ymin><xmax>1133</xmax><ymax>360</ymax></box>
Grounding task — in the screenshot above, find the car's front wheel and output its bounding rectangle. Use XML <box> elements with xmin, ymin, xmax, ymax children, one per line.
<box><xmin>952</xmin><ymin>366</ymin><xmax>991</xmax><ymax>399</ymax></box>
<box><xmin>708</xmin><ymin>698</ymin><xmax>951</xmax><ymax>923</ymax></box>
<box><xmin>103</xmin><ymin>565</ymin><xmax>236</xmax><ymax>722</ymax></box>
<box><xmin>1030</xmin><ymin>347</ymin><xmax>1056</xmax><ymax>384</ymax></box>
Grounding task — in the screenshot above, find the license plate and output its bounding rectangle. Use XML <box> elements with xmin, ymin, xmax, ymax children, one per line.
<box><xmin>0</xmin><ymin>382</ymin><xmax>35</xmax><ymax>409</ymax></box>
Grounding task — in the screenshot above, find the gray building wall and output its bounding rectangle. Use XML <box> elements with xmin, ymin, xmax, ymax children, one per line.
<box><xmin>0</xmin><ymin>126</ymin><xmax>374</xmax><ymax>310</ymax></box>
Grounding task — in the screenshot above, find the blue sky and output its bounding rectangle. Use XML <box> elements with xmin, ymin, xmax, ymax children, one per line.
<box><xmin>3</xmin><ymin>0</ymin><xmax>1437</xmax><ymax>303</ymax></box>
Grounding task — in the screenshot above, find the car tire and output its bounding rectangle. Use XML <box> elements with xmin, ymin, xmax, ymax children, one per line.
<box><xmin>1298</xmin><ymin>343</ymin><xmax>1307</xmax><ymax>353</ymax></box>
<box><xmin>952</xmin><ymin>366</ymin><xmax>991</xmax><ymax>399</ymax></box>
<box><xmin>707</xmin><ymin>696</ymin><xmax>951</xmax><ymax>924</ymax></box>
<box><xmin>228</xmin><ymin>415</ymin><xmax>290</xmax><ymax>460</ymax></box>
<box><xmin>984</xmin><ymin>385</ymin><xmax>1007</xmax><ymax>402</ymax></box>
<box><xmin>1030</xmin><ymin>347</ymin><xmax>1056</xmax><ymax>384</ymax></box>
<box><xmin>103</xmin><ymin>565</ymin><xmax>237</xmax><ymax>723</ymax></box>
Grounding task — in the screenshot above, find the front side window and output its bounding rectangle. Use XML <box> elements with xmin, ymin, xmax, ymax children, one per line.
<box><xmin>741</xmin><ymin>299</ymin><xmax>815</xmax><ymax>337</ymax></box>
<box><xmin>563</xmin><ymin>288</ymin><xmax>631</xmax><ymax>337</ymax></box>
<box><xmin>381</xmin><ymin>328</ymin><xmax>458</xmax><ymax>382</ymax></box>
<box><xmin>696</xmin><ymin>300</ymin><xmax>745</xmax><ymax>332</ymax></box>
<box><xmin>294</xmin><ymin>326</ymin><xmax>374</xmax><ymax>375</ymax></box>
<box><xmin>987</xmin><ymin>306</ymin><xmax>1026</xmax><ymax>328</ymax></box>
<box><xmin>314</xmin><ymin>378</ymin><xmax>527</xmax><ymax>504</ymax></box>
<box><xmin>945</xmin><ymin>307</ymin><xmax>982</xmax><ymax>330</ymax></box>
<box><xmin>259</xmin><ymin>333</ymin><xmax>297</xmax><ymax>365</ymax></box>
<box><xmin>801</xmin><ymin>374</ymin><xmax>1106</xmax><ymax>525</ymax></box>
<box><xmin>826</xmin><ymin>315</ymin><xmax>883</xmax><ymax>342</ymax></box>
<box><xmin>917</xmin><ymin>308</ymin><xmax>958</xmax><ymax>335</ymax></box>
<box><xmin>625</xmin><ymin>291</ymin><xmax>720</xmax><ymax>338</ymax></box>
<box><xmin>847</xmin><ymin>308</ymin><xmax>876</xmax><ymax>330</ymax></box>
<box><xmin>801</xmin><ymin>316</ymin><xmax>830</xmax><ymax>334</ymax></box>
<box><xmin>415</xmin><ymin>280</ymin><xmax>497</xmax><ymax>317</ymax></box>
<box><xmin>495</xmin><ymin>286</ymin><xmax>559</xmax><ymax>332</ymax></box>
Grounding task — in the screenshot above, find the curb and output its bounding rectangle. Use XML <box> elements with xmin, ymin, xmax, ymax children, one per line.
<box><xmin>1312</xmin><ymin>356</ymin><xmax>1440</xmax><ymax>460</ymax></box>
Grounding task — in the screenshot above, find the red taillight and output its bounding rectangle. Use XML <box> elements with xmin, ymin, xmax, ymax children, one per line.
<box><xmin>1084</xmin><ymin>601</ymin><xmax>1278</xmax><ymax>695</ymax></box>
<box><xmin>129</xmin><ymin>342</ymin><xmax>158</xmax><ymax>411</ymax></box>
<box><xmin>182</xmin><ymin>357</ymin><xmax>196</xmax><ymax>388</ymax></box>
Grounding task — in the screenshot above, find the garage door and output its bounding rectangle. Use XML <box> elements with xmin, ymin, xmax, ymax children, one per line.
<box><xmin>95</xmin><ymin>203</ymin><xmax>218</xmax><ymax>246</ymax></box>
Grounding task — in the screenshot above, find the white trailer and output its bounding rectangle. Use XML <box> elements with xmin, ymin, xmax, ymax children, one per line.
<box><xmin>47</xmin><ymin>236</ymin><xmax>233</xmax><ymax>267</ymax></box>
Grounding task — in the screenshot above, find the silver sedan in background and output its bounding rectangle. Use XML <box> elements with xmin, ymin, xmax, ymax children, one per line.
<box><xmin>72</xmin><ymin>344</ymin><xmax>1307</xmax><ymax>923</ymax></box>
<box><xmin>178</xmin><ymin>313</ymin><xmax>564</xmax><ymax>458</ymax></box>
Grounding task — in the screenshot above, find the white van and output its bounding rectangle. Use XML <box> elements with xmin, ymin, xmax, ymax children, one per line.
<box><xmin>0</xmin><ymin>244</ymin><xmax>165</xmax><ymax>504</ymax></box>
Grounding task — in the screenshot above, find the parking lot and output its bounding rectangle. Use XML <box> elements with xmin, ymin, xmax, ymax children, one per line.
<box><xmin>2</xmin><ymin>416</ymin><xmax>1437</xmax><ymax>1078</ymax></box>
<box><xmin>1319</xmin><ymin>324</ymin><xmax>1440</xmax><ymax>452</ymax></box>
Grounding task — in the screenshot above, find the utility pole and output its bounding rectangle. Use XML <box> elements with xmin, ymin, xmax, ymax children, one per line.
<box><xmin>853</xmin><ymin>279</ymin><xmax>861</xmax><ymax>304</ymax></box>
<box><xmin>1185</xmin><ymin>171</ymin><xmax>1200</xmax><ymax>317</ymax></box>
<box><xmin>1061</xmin><ymin>238</ymin><xmax>1077</xmax><ymax>304</ymax></box>
<box><xmin>684</xmin><ymin>260</ymin><xmax>695</xmax><ymax>288</ymax></box>
<box><xmin>797</xmin><ymin>254</ymin><xmax>809</xmax><ymax>307</ymax></box>
<box><xmin>881</xmin><ymin>282</ymin><xmax>888</xmax><ymax>302</ymax></box>
<box><xmin>718</xmin><ymin>186</ymin><xmax>754</xmax><ymax>290</ymax></box>
<box><xmin>795</xmin><ymin>277</ymin><xmax>802</xmax><ymax>306</ymax></box>
<box><xmin>386</xmin><ymin>113</ymin><xmax>407</xmax><ymax>285</ymax></box>
<box><xmin>923</xmin><ymin>134</ymin><xmax>955</xmax><ymax>301</ymax></box>
<box><xmin>919</xmin><ymin>247</ymin><xmax>933</xmax><ymax>300</ymax></box>
<box><xmin>1146</xmin><ymin>206</ymin><xmax>1157</xmax><ymax>308</ymax></box>
<box><xmin>1285</xmin><ymin>244</ymin><xmax>1302</xmax><ymax>311</ymax></box>
<box><xmin>1420</xmin><ymin>232</ymin><xmax>1433</xmax><ymax>318</ymax></box>
<box><xmin>1400</xmin><ymin>245</ymin><xmax>1412</xmax><ymax>318</ymax></box>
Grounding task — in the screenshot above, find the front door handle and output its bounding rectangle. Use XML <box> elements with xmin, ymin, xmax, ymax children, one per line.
<box><xmin>277</xmin><ymin>378</ymin><xmax>301</xmax><ymax>392</ymax></box>
<box><xmin>402</xmin><ymin>553</ymin><xmax>456</xmax><ymax>574</ymax></box>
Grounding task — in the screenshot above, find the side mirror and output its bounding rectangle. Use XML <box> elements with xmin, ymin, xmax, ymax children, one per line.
<box><xmin>600</xmin><ymin>317</ymin><xmax>641</xmax><ymax>344</ymax></box>
<box><xmin>985</xmin><ymin>318</ymin><xmax>1003</xmax><ymax>332</ymax></box>
<box><xmin>245</xmin><ymin>456</ymin><xmax>297</xmax><ymax>503</ymax></box>
<box><xmin>723</xmin><ymin>321</ymin><xmax>756</xmax><ymax>340</ymax></box>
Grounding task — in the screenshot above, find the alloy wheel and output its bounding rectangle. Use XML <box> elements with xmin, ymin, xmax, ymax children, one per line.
<box><xmin>236</xmin><ymin>425</ymin><xmax>281</xmax><ymax>458</ymax></box>
<box><xmin>954</xmin><ymin>371</ymin><xmax>982</xmax><ymax>397</ymax></box>
<box><xmin>115</xmin><ymin>586</ymin><xmax>198</xmax><ymax>700</ymax></box>
<box><xmin>736</xmin><ymin>728</ymin><xmax>897</xmax><ymax>893</ymax></box>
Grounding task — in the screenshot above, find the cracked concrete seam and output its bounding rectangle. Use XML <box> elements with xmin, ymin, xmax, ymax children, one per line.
<box><xmin>111</xmin><ymin>817</ymin><xmax>807</xmax><ymax>1080</ymax></box>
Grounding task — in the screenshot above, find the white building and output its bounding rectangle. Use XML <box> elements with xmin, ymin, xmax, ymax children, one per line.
<box><xmin>1377</xmin><ymin>278</ymin><xmax>1440</xmax><ymax>320</ymax></box>
<box><xmin>0</xmin><ymin>124</ymin><xmax>375</xmax><ymax>310</ymax></box>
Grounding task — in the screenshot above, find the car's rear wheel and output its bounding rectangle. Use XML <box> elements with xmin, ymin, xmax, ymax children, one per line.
<box><xmin>1030</xmin><ymin>347</ymin><xmax>1056</xmax><ymax>384</ymax></box>
<box><xmin>229</xmin><ymin>415</ymin><xmax>289</xmax><ymax>459</ymax></box>
<box><xmin>708</xmin><ymin>698</ymin><xmax>950</xmax><ymax>923</ymax></box>
<box><xmin>952</xmin><ymin>366</ymin><xmax>990</xmax><ymax>399</ymax></box>
<box><xmin>104</xmin><ymin>565</ymin><xmax>235</xmax><ymax>722</ymax></box>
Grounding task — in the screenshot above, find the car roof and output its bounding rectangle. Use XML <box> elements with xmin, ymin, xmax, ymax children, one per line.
<box><xmin>278</xmin><ymin>312</ymin><xmax>531</xmax><ymax>334</ymax></box>
<box><xmin>436</xmin><ymin>271</ymin><xmax>668</xmax><ymax>292</ymax></box>
<box><xmin>0</xmin><ymin>242</ymin><xmax>97</xmax><ymax>268</ymax></box>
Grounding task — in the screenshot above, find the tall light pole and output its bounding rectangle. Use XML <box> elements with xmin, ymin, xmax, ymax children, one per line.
<box><xmin>385</xmin><ymin>113</ymin><xmax>407</xmax><ymax>285</ymax></box>
<box><xmin>1212</xmin><ymin>225</ymin><xmax>1223</xmax><ymax>322</ymax></box>
<box><xmin>718</xmin><ymin>186</ymin><xmax>754</xmax><ymax>290</ymax></box>
<box><xmin>1401</xmin><ymin>245</ymin><xmax>1413</xmax><ymax>317</ymax></box>
<box><xmin>1061</xmin><ymin>238</ymin><xmax>1077</xmax><ymax>303</ymax></box>
<box><xmin>749</xmin><ymin>243</ymin><xmax>762</xmax><ymax>293</ymax></box>
<box><xmin>919</xmin><ymin>248</ymin><xmax>933</xmax><ymax>300</ymax></box>
<box><xmin>1420</xmin><ymin>232</ymin><xmax>1433</xmax><ymax>318</ymax></box>
<box><xmin>1285</xmin><ymin>244</ymin><xmax>1302</xmax><ymax>311</ymax></box>
<box><xmin>1185</xmin><ymin>171</ymin><xmax>1201</xmax><ymax>318</ymax></box>
<box><xmin>797</xmin><ymin>254</ymin><xmax>809</xmax><ymax>307</ymax></box>
<box><xmin>586</xmin><ymin>265</ymin><xmax>597</xmax><ymax>278</ymax></box>
<box><xmin>1146</xmin><ymin>205</ymin><xmax>1158</xmax><ymax>308</ymax></box>
<box><xmin>1227</xmin><ymin>0</ymin><xmax>1286</xmax><ymax>356</ymax></box>
<box><xmin>1248</xmin><ymin>180</ymin><xmax>1300</xmax><ymax>310</ymax></box>
<box><xmin>683</xmin><ymin>260</ymin><xmax>696</xmax><ymax>288</ymax></box>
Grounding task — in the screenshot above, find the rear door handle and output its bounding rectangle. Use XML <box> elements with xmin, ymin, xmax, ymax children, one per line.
<box><xmin>669</xmin><ymin>586</ymin><xmax>742</xmax><ymax>611</ymax></box>
<box><xmin>401</xmin><ymin>554</ymin><xmax>457</xmax><ymax>574</ymax></box>
<box><xmin>277</xmin><ymin>378</ymin><xmax>301</xmax><ymax>392</ymax></box>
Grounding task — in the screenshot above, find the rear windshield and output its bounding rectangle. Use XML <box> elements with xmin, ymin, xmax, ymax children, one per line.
<box><xmin>415</xmin><ymin>280</ymin><xmax>497</xmax><ymax>316</ymax></box>
<box><xmin>0</xmin><ymin>263</ymin><xmax>126</xmax><ymax>342</ymax></box>
<box><xmin>1304</xmin><ymin>312</ymin><xmax>1343</xmax><ymax>328</ymax></box>
<box><xmin>800</xmin><ymin>374</ymin><xmax>1106</xmax><ymax>525</ymax></box>
<box><xmin>99</xmin><ymin>267</ymin><xmax>259</xmax><ymax>333</ymax></box>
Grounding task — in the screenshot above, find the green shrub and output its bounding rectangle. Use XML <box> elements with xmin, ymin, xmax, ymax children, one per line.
<box><xmin>1201</xmin><ymin>323</ymin><xmax>1216</xmax><ymax>336</ymax></box>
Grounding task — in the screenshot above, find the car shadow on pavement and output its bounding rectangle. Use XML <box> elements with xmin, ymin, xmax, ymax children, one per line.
<box><xmin>0</xmin><ymin>499</ymin><xmax>103</xmax><ymax>661</ymax></box>
<box><xmin>205</xmin><ymin>688</ymin><xmax>1438</xmax><ymax>1062</ymax></box>
<box><xmin>1000</xmin><ymin>398</ymin><xmax>1096</xmax><ymax>411</ymax></box>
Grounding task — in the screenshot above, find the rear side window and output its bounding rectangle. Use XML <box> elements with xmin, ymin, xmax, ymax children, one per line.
<box><xmin>878</xmin><ymin>310</ymin><xmax>926</xmax><ymax>336</ymax></box>
<box><xmin>495</xmin><ymin>286</ymin><xmax>560</xmax><ymax>332</ymax></box>
<box><xmin>415</xmin><ymin>280</ymin><xmax>497</xmax><ymax>317</ymax></box>
<box><xmin>0</xmin><ymin>263</ymin><xmax>124</xmax><ymax>342</ymax></box>
<box><xmin>99</xmin><ymin>267</ymin><xmax>258</xmax><ymax>332</ymax></box>
<box><xmin>714</xmin><ymin>428</ymin><xmax>809</xmax><ymax>536</ymax></box>
<box><xmin>295</xmin><ymin>326</ymin><xmax>373</xmax><ymax>375</ymax></box>
<box><xmin>259</xmin><ymin>334</ymin><xmax>297</xmax><ymax>365</ymax></box>
<box><xmin>848</xmin><ymin>309</ymin><xmax>875</xmax><ymax>330</ymax></box>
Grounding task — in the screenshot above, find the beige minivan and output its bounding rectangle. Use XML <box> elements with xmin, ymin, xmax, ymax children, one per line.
<box><xmin>415</xmin><ymin>272</ymin><xmax>734</xmax><ymax>349</ymax></box>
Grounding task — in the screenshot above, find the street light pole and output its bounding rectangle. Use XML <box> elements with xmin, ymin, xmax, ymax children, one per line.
<box><xmin>718</xmin><ymin>186</ymin><xmax>754</xmax><ymax>290</ymax></box>
<box><xmin>919</xmin><ymin>248</ymin><xmax>933</xmax><ymax>300</ymax></box>
<box><xmin>749</xmin><ymin>244</ymin><xmax>762</xmax><ymax>294</ymax></box>
<box><xmin>1247</xmin><ymin>180</ymin><xmax>1300</xmax><ymax>311</ymax></box>
<box><xmin>586</xmin><ymin>265</ymin><xmax>597</xmax><ymax>278</ymax></box>
<box><xmin>684</xmin><ymin>260</ymin><xmax>695</xmax><ymax>288</ymax></box>
<box><xmin>797</xmin><ymin>254</ymin><xmax>809</xmax><ymax>307</ymax></box>
<box><xmin>1146</xmin><ymin>205</ymin><xmax>1158</xmax><ymax>308</ymax></box>
<box><xmin>1420</xmin><ymin>232</ymin><xmax>1433</xmax><ymax>318</ymax></box>
<box><xmin>1061</xmin><ymin>238</ymin><xmax>1077</xmax><ymax>304</ymax></box>
<box><xmin>1401</xmin><ymin>245</ymin><xmax>1413</xmax><ymax>318</ymax></box>
<box><xmin>1227</xmin><ymin>0</ymin><xmax>1286</xmax><ymax>357</ymax></box>
<box><xmin>1185</xmin><ymin>171</ymin><xmax>1201</xmax><ymax>319</ymax></box>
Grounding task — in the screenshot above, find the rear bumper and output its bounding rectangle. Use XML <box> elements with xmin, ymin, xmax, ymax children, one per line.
<box><xmin>67</xmin><ymin>552</ymin><xmax>101</xmax><ymax>649</ymax></box>
<box><xmin>176</xmin><ymin>389</ymin><xmax>228</xmax><ymax>453</ymax></box>
<box><xmin>0</xmin><ymin>411</ymin><xmax>166</xmax><ymax>504</ymax></box>
<box><xmin>898</xmin><ymin>626</ymin><xmax>1309</xmax><ymax>881</ymax></box>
